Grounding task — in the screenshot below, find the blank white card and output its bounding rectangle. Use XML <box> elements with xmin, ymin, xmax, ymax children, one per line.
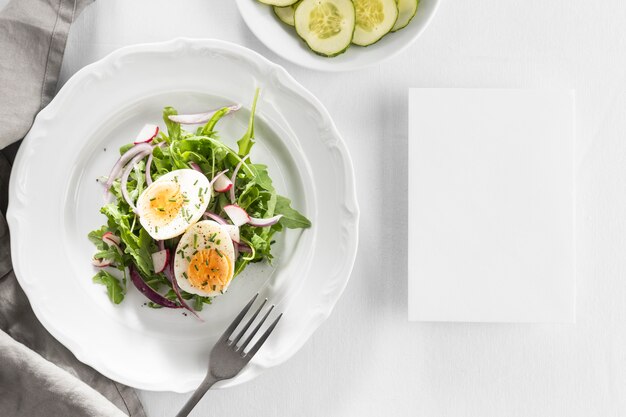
<box><xmin>408</xmin><ymin>89</ymin><xmax>575</xmax><ymax>323</ymax></box>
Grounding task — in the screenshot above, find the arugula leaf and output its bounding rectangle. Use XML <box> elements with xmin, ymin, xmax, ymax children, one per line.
<box><xmin>88</xmin><ymin>226</ymin><xmax>108</xmax><ymax>248</ymax></box>
<box><xmin>237</xmin><ymin>88</ymin><xmax>260</xmax><ymax>157</ymax></box>
<box><xmin>92</xmin><ymin>270</ymin><xmax>125</xmax><ymax>304</ymax></box>
<box><xmin>202</xmin><ymin>106</ymin><xmax>233</xmax><ymax>136</ymax></box>
<box><xmin>275</xmin><ymin>196</ymin><xmax>311</xmax><ymax>229</ymax></box>
<box><xmin>163</xmin><ymin>106</ymin><xmax>181</xmax><ymax>142</ymax></box>
<box><xmin>100</xmin><ymin>204</ymin><xmax>154</xmax><ymax>277</ymax></box>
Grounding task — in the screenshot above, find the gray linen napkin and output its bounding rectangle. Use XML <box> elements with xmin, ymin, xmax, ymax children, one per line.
<box><xmin>0</xmin><ymin>1</ymin><xmax>146</xmax><ymax>416</ymax></box>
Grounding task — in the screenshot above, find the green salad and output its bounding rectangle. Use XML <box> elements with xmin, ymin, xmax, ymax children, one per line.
<box><xmin>89</xmin><ymin>89</ymin><xmax>310</xmax><ymax>317</ymax></box>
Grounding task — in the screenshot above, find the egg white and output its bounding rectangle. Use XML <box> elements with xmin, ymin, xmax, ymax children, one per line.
<box><xmin>136</xmin><ymin>169</ymin><xmax>211</xmax><ymax>240</ymax></box>
<box><xmin>173</xmin><ymin>220</ymin><xmax>236</xmax><ymax>297</ymax></box>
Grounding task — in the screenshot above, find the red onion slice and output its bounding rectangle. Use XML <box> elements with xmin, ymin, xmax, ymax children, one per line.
<box><xmin>129</xmin><ymin>266</ymin><xmax>180</xmax><ymax>309</ymax></box>
<box><xmin>104</xmin><ymin>143</ymin><xmax>152</xmax><ymax>194</ymax></box>
<box><xmin>203</xmin><ymin>212</ymin><xmax>228</xmax><ymax>225</ymax></box>
<box><xmin>248</xmin><ymin>215</ymin><xmax>283</xmax><ymax>227</ymax></box>
<box><xmin>167</xmin><ymin>104</ymin><xmax>241</xmax><ymax>124</ymax></box>
<box><xmin>189</xmin><ymin>162</ymin><xmax>202</xmax><ymax>173</ymax></box>
<box><xmin>238</xmin><ymin>243</ymin><xmax>253</xmax><ymax>254</ymax></box>
<box><xmin>120</xmin><ymin>151</ymin><xmax>150</xmax><ymax>213</ymax></box>
<box><xmin>163</xmin><ymin>251</ymin><xmax>201</xmax><ymax>320</ymax></box>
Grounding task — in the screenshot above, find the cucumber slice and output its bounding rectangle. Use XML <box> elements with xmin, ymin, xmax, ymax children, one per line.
<box><xmin>258</xmin><ymin>0</ymin><xmax>298</xmax><ymax>7</ymax></box>
<box><xmin>294</xmin><ymin>0</ymin><xmax>355</xmax><ymax>57</ymax></box>
<box><xmin>273</xmin><ymin>2</ymin><xmax>300</xmax><ymax>26</ymax></box>
<box><xmin>352</xmin><ymin>0</ymin><xmax>398</xmax><ymax>46</ymax></box>
<box><xmin>392</xmin><ymin>0</ymin><xmax>418</xmax><ymax>32</ymax></box>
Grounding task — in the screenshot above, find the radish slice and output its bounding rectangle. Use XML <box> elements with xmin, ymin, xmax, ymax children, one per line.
<box><xmin>102</xmin><ymin>232</ymin><xmax>121</xmax><ymax>246</ymax></box>
<box><xmin>133</xmin><ymin>124</ymin><xmax>159</xmax><ymax>144</ymax></box>
<box><xmin>204</xmin><ymin>212</ymin><xmax>227</xmax><ymax>225</ymax></box>
<box><xmin>92</xmin><ymin>257</ymin><xmax>112</xmax><ymax>267</ymax></box>
<box><xmin>248</xmin><ymin>215</ymin><xmax>283</xmax><ymax>227</ymax></box>
<box><xmin>104</xmin><ymin>143</ymin><xmax>152</xmax><ymax>194</ymax></box>
<box><xmin>208</xmin><ymin>169</ymin><xmax>228</xmax><ymax>187</ymax></box>
<box><xmin>167</xmin><ymin>104</ymin><xmax>242</xmax><ymax>124</ymax></box>
<box><xmin>221</xmin><ymin>224</ymin><xmax>240</xmax><ymax>243</ymax></box>
<box><xmin>129</xmin><ymin>266</ymin><xmax>180</xmax><ymax>309</ymax></box>
<box><xmin>151</xmin><ymin>249</ymin><xmax>169</xmax><ymax>273</ymax></box>
<box><xmin>223</xmin><ymin>204</ymin><xmax>250</xmax><ymax>227</ymax></box>
<box><xmin>213</xmin><ymin>173</ymin><xmax>233</xmax><ymax>193</ymax></box>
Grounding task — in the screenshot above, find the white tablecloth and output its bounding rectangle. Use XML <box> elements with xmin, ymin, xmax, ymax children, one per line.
<box><xmin>9</xmin><ymin>0</ymin><xmax>626</xmax><ymax>415</ymax></box>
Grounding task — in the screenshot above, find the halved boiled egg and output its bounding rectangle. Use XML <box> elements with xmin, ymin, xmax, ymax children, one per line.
<box><xmin>136</xmin><ymin>169</ymin><xmax>211</xmax><ymax>240</ymax></box>
<box><xmin>173</xmin><ymin>220</ymin><xmax>236</xmax><ymax>297</ymax></box>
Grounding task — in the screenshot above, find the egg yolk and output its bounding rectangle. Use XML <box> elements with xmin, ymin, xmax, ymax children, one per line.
<box><xmin>187</xmin><ymin>249</ymin><xmax>232</xmax><ymax>292</ymax></box>
<box><xmin>142</xmin><ymin>181</ymin><xmax>184</xmax><ymax>225</ymax></box>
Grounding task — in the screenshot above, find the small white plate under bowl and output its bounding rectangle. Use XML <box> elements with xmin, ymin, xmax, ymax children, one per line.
<box><xmin>235</xmin><ymin>0</ymin><xmax>440</xmax><ymax>72</ymax></box>
<box><xmin>7</xmin><ymin>38</ymin><xmax>359</xmax><ymax>392</ymax></box>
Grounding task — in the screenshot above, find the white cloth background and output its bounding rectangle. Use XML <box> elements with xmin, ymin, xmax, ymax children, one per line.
<box><xmin>3</xmin><ymin>0</ymin><xmax>626</xmax><ymax>416</ymax></box>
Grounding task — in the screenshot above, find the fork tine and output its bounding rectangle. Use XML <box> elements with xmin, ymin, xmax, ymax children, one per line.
<box><xmin>243</xmin><ymin>313</ymin><xmax>283</xmax><ymax>358</ymax></box>
<box><xmin>218</xmin><ymin>293</ymin><xmax>258</xmax><ymax>342</ymax></box>
<box><xmin>231</xmin><ymin>298</ymin><xmax>268</xmax><ymax>346</ymax></box>
<box><xmin>240</xmin><ymin>304</ymin><xmax>275</xmax><ymax>351</ymax></box>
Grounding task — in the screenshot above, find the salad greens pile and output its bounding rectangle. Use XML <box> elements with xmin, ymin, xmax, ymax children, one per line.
<box><xmin>89</xmin><ymin>89</ymin><xmax>310</xmax><ymax>312</ymax></box>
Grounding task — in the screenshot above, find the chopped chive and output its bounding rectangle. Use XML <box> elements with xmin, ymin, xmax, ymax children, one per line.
<box><xmin>216</xmin><ymin>239</ymin><xmax>221</xmax><ymax>245</ymax></box>
<box><xmin>212</xmin><ymin>285</ymin><xmax>217</xmax><ymax>291</ymax></box>
<box><xmin>193</xmin><ymin>180</ymin><xmax>198</xmax><ymax>185</ymax></box>
<box><xmin>168</xmin><ymin>198</ymin><xmax>177</xmax><ymax>202</ymax></box>
<box><xmin>193</xmin><ymin>234</ymin><xmax>198</xmax><ymax>248</ymax></box>
<box><xmin>194</xmin><ymin>264</ymin><xmax>199</xmax><ymax>271</ymax></box>
<box><xmin>182</xmin><ymin>244</ymin><xmax>189</xmax><ymax>249</ymax></box>
<box><xmin>186</xmin><ymin>256</ymin><xmax>191</xmax><ymax>262</ymax></box>
<box><xmin>157</xmin><ymin>207</ymin><xmax>165</xmax><ymax>212</ymax></box>
<box><xmin>215</xmin><ymin>249</ymin><xmax>223</xmax><ymax>258</ymax></box>
<box><xmin>182</xmin><ymin>272</ymin><xmax>188</xmax><ymax>279</ymax></box>
<box><xmin>149</xmin><ymin>197</ymin><xmax>156</xmax><ymax>201</ymax></box>
<box><xmin>155</xmin><ymin>226</ymin><xmax>159</xmax><ymax>233</ymax></box>
<box><xmin>204</xmin><ymin>260</ymin><xmax>208</xmax><ymax>266</ymax></box>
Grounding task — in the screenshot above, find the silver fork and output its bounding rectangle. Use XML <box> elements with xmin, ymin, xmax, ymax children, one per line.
<box><xmin>175</xmin><ymin>294</ymin><xmax>282</xmax><ymax>417</ymax></box>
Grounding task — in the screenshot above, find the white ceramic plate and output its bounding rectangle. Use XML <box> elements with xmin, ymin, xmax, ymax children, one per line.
<box><xmin>7</xmin><ymin>39</ymin><xmax>359</xmax><ymax>392</ymax></box>
<box><xmin>235</xmin><ymin>0</ymin><xmax>440</xmax><ymax>72</ymax></box>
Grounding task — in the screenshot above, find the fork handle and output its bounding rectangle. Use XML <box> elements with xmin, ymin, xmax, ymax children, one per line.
<box><xmin>175</xmin><ymin>373</ymin><xmax>220</xmax><ymax>417</ymax></box>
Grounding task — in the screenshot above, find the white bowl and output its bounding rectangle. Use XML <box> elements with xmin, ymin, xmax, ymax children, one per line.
<box><xmin>235</xmin><ymin>0</ymin><xmax>440</xmax><ymax>72</ymax></box>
